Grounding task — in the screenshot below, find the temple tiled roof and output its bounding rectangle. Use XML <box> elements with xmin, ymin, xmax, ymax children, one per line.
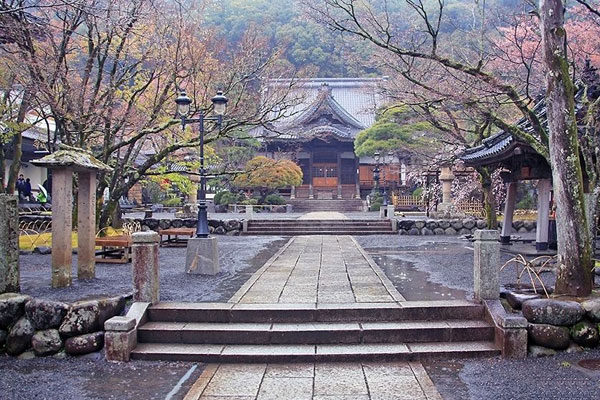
<box><xmin>461</xmin><ymin>63</ymin><xmax>599</xmax><ymax>166</ymax></box>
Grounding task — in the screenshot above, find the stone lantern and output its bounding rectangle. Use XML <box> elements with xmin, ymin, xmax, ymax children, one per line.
<box><xmin>32</xmin><ymin>145</ymin><xmax>112</xmax><ymax>288</ymax></box>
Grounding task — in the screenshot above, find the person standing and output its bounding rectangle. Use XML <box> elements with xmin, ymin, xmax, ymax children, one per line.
<box><xmin>23</xmin><ymin>178</ymin><xmax>33</xmax><ymax>202</ymax></box>
<box><xmin>16</xmin><ymin>174</ymin><xmax>25</xmax><ymax>201</ymax></box>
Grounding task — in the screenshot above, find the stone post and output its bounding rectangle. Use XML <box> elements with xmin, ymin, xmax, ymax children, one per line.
<box><xmin>474</xmin><ymin>230</ymin><xmax>500</xmax><ymax>301</ymax></box>
<box><xmin>132</xmin><ymin>232</ymin><xmax>160</xmax><ymax>303</ymax></box>
<box><xmin>77</xmin><ymin>171</ymin><xmax>96</xmax><ymax>280</ymax></box>
<box><xmin>51</xmin><ymin>168</ymin><xmax>73</xmax><ymax>288</ymax></box>
<box><xmin>386</xmin><ymin>204</ymin><xmax>395</xmax><ymax>219</ymax></box>
<box><xmin>245</xmin><ymin>205</ymin><xmax>254</xmax><ymax>219</ymax></box>
<box><xmin>500</xmin><ymin>182</ymin><xmax>518</xmax><ymax>244</ymax></box>
<box><xmin>438</xmin><ymin>165</ymin><xmax>455</xmax><ymax>212</ymax></box>
<box><xmin>290</xmin><ymin>186</ymin><xmax>296</xmax><ymax>200</ymax></box>
<box><xmin>104</xmin><ymin>316</ymin><xmax>137</xmax><ymax>362</ymax></box>
<box><xmin>0</xmin><ymin>195</ymin><xmax>19</xmax><ymax>293</ymax></box>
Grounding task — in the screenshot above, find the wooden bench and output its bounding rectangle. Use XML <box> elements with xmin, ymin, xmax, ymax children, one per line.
<box><xmin>159</xmin><ymin>228</ymin><xmax>196</xmax><ymax>247</ymax></box>
<box><xmin>95</xmin><ymin>235</ymin><xmax>132</xmax><ymax>264</ymax></box>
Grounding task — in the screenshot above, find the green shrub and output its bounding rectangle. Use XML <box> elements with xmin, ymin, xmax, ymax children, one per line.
<box><xmin>241</xmin><ymin>198</ymin><xmax>259</xmax><ymax>205</ymax></box>
<box><xmin>516</xmin><ymin>192</ymin><xmax>535</xmax><ymax>210</ymax></box>
<box><xmin>161</xmin><ymin>197</ymin><xmax>182</xmax><ymax>206</ymax></box>
<box><xmin>217</xmin><ymin>191</ymin><xmax>243</xmax><ymax>205</ymax></box>
<box><xmin>264</xmin><ymin>194</ymin><xmax>286</xmax><ymax>205</ymax></box>
<box><xmin>213</xmin><ymin>191</ymin><xmax>226</xmax><ymax>205</ymax></box>
<box><xmin>412</xmin><ymin>187</ymin><xmax>423</xmax><ymax>198</ymax></box>
<box><xmin>370</xmin><ymin>200</ymin><xmax>383</xmax><ymax>211</ymax></box>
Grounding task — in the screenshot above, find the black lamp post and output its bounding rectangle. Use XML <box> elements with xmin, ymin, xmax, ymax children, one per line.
<box><xmin>382</xmin><ymin>151</ymin><xmax>394</xmax><ymax>207</ymax></box>
<box><xmin>175</xmin><ymin>90</ymin><xmax>228</xmax><ymax>238</ymax></box>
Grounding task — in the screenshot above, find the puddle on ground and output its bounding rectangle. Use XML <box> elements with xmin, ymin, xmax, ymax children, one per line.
<box><xmin>371</xmin><ymin>254</ymin><xmax>467</xmax><ymax>301</ymax></box>
<box><xmin>422</xmin><ymin>360</ymin><xmax>470</xmax><ymax>400</ymax></box>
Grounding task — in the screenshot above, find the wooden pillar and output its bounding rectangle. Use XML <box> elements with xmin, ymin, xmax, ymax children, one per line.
<box><xmin>308</xmin><ymin>151</ymin><xmax>314</xmax><ymax>199</ymax></box>
<box><xmin>337</xmin><ymin>152</ymin><xmax>342</xmax><ymax>199</ymax></box>
<box><xmin>536</xmin><ymin>179</ymin><xmax>551</xmax><ymax>250</ymax></box>
<box><xmin>501</xmin><ymin>182</ymin><xmax>518</xmax><ymax>244</ymax></box>
<box><xmin>77</xmin><ymin>171</ymin><xmax>96</xmax><ymax>280</ymax></box>
<box><xmin>51</xmin><ymin>168</ymin><xmax>73</xmax><ymax>288</ymax></box>
<box><xmin>355</xmin><ymin>157</ymin><xmax>360</xmax><ymax>199</ymax></box>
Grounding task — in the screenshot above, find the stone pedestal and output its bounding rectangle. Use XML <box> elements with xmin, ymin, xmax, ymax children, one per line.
<box><xmin>186</xmin><ymin>237</ymin><xmax>219</xmax><ymax>275</ymax></box>
<box><xmin>245</xmin><ymin>205</ymin><xmax>254</xmax><ymax>219</ymax></box>
<box><xmin>104</xmin><ymin>316</ymin><xmax>137</xmax><ymax>362</ymax></box>
<box><xmin>77</xmin><ymin>172</ymin><xmax>96</xmax><ymax>280</ymax></box>
<box><xmin>386</xmin><ymin>204</ymin><xmax>395</xmax><ymax>219</ymax></box>
<box><xmin>51</xmin><ymin>168</ymin><xmax>73</xmax><ymax>288</ymax></box>
<box><xmin>474</xmin><ymin>230</ymin><xmax>500</xmax><ymax>301</ymax></box>
<box><xmin>438</xmin><ymin>166</ymin><xmax>455</xmax><ymax>212</ymax></box>
<box><xmin>132</xmin><ymin>232</ymin><xmax>160</xmax><ymax>303</ymax></box>
<box><xmin>0</xmin><ymin>195</ymin><xmax>19</xmax><ymax>293</ymax></box>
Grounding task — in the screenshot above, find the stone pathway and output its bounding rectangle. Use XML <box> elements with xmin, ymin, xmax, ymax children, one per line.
<box><xmin>183</xmin><ymin>361</ymin><xmax>442</xmax><ymax>400</ymax></box>
<box><xmin>297</xmin><ymin>212</ymin><xmax>348</xmax><ymax>220</ymax></box>
<box><xmin>183</xmin><ymin>235</ymin><xmax>442</xmax><ymax>399</ymax></box>
<box><xmin>231</xmin><ymin>236</ymin><xmax>404</xmax><ymax>304</ymax></box>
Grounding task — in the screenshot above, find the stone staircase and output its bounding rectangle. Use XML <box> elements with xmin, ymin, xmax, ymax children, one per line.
<box><xmin>243</xmin><ymin>219</ymin><xmax>395</xmax><ymax>235</ymax></box>
<box><xmin>131</xmin><ymin>300</ymin><xmax>500</xmax><ymax>362</ymax></box>
<box><xmin>289</xmin><ymin>199</ymin><xmax>365</xmax><ymax>212</ymax></box>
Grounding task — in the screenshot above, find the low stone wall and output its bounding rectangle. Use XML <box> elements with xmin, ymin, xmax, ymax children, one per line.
<box><xmin>0</xmin><ymin>292</ymin><xmax>128</xmax><ymax>358</ymax></box>
<box><xmin>124</xmin><ymin>218</ymin><xmax>244</xmax><ymax>236</ymax></box>
<box><xmin>503</xmin><ymin>295</ymin><xmax>600</xmax><ymax>356</ymax></box>
<box><xmin>397</xmin><ymin>218</ymin><xmax>537</xmax><ymax>235</ymax></box>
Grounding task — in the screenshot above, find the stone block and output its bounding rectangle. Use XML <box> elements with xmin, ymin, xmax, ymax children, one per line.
<box><xmin>522</xmin><ymin>299</ymin><xmax>584</xmax><ymax>326</ymax></box>
<box><xmin>473</xmin><ymin>230</ymin><xmax>500</xmax><ymax>301</ymax></box>
<box><xmin>582</xmin><ymin>298</ymin><xmax>600</xmax><ymax>322</ymax></box>
<box><xmin>98</xmin><ymin>295</ymin><xmax>127</xmax><ymax>326</ymax></box>
<box><xmin>65</xmin><ymin>331</ymin><xmax>104</xmax><ymax>355</ymax></box>
<box><xmin>132</xmin><ymin>232</ymin><xmax>160</xmax><ymax>304</ymax></box>
<box><xmin>104</xmin><ymin>316</ymin><xmax>136</xmax><ymax>332</ymax></box>
<box><xmin>186</xmin><ymin>237</ymin><xmax>220</xmax><ymax>275</ymax></box>
<box><xmin>59</xmin><ymin>300</ymin><xmax>100</xmax><ymax>337</ymax></box>
<box><xmin>25</xmin><ymin>298</ymin><xmax>69</xmax><ymax>330</ymax></box>
<box><xmin>528</xmin><ymin>323</ymin><xmax>570</xmax><ymax>350</ymax></box>
<box><xmin>31</xmin><ymin>329</ymin><xmax>63</xmax><ymax>356</ymax></box>
<box><xmin>6</xmin><ymin>317</ymin><xmax>34</xmax><ymax>355</ymax></box>
<box><xmin>0</xmin><ymin>195</ymin><xmax>19</xmax><ymax>293</ymax></box>
<box><xmin>0</xmin><ymin>293</ymin><xmax>31</xmax><ymax>329</ymax></box>
<box><xmin>105</xmin><ymin>329</ymin><xmax>137</xmax><ymax>362</ymax></box>
<box><xmin>570</xmin><ymin>321</ymin><xmax>600</xmax><ymax>347</ymax></box>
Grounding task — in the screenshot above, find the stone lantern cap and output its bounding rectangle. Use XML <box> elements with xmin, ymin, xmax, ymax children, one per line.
<box><xmin>31</xmin><ymin>144</ymin><xmax>112</xmax><ymax>172</ymax></box>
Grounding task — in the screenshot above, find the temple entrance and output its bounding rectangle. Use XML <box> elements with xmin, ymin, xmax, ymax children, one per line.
<box><xmin>313</xmin><ymin>163</ymin><xmax>338</xmax><ymax>187</ymax></box>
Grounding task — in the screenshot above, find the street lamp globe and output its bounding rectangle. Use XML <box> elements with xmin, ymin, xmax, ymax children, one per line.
<box><xmin>211</xmin><ymin>90</ymin><xmax>228</xmax><ymax>116</ymax></box>
<box><xmin>373</xmin><ymin>151</ymin><xmax>381</xmax><ymax>163</ymax></box>
<box><xmin>175</xmin><ymin>90</ymin><xmax>192</xmax><ymax>118</ymax></box>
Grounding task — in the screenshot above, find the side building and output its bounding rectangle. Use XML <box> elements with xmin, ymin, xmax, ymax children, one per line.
<box><xmin>253</xmin><ymin>78</ymin><xmax>406</xmax><ymax>206</ymax></box>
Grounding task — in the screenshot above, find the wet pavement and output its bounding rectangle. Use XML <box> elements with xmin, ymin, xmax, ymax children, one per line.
<box><xmin>234</xmin><ymin>235</ymin><xmax>403</xmax><ymax>304</ymax></box>
<box><xmin>185</xmin><ymin>362</ymin><xmax>441</xmax><ymax>400</ymax></box>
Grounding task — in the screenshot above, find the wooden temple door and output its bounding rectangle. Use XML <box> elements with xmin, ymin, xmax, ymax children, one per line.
<box><xmin>312</xmin><ymin>163</ymin><xmax>338</xmax><ymax>187</ymax></box>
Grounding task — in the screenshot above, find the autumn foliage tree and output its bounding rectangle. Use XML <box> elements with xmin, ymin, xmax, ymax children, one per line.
<box><xmin>0</xmin><ymin>0</ymin><xmax>301</xmax><ymax>227</ymax></box>
<box><xmin>306</xmin><ymin>0</ymin><xmax>600</xmax><ymax>296</ymax></box>
<box><xmin>233</xmin><ymin>156</ymin><xmax>302</xmax><ymax>203</ymax></box>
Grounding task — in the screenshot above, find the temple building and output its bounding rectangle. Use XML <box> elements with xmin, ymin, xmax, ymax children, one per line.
<box><xmin>254</xmin><ymin>78</ymin><xmax>405</xmax><ymax>202</ymax></box>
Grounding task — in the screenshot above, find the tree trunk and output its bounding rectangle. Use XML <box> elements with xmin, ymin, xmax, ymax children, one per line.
<box><xmin>478</xmin><ymin>167</ymin><xmax>498</xmax><ymax>229</ymax></box>
<box><xmin>540</xmin><ymin>0</ymin><xmax>593</xmax><ymax>296</ymax></box>
<box><xmin>6</xmin><ymin>89</ymin><xmax>31</xmax><ymax>194</ymax></box>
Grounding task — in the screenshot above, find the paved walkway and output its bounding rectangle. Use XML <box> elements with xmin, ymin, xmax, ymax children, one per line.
<box><xmin>184</xmin><ymin>361</ymin><xmax>442</xmax><ymax>400</ymax></box>
<box><xmin>297</xmin><ymin>212</ymin><xmax>348</xmax><ymax>220</ymax></box>
<box><xmin>184</xmin><ymin>235</ymin><xmax>442</xmax><ymax>400</ymax></box>
<box><xmin>230</xmin><ymin>236</ymin><xmax>404</xmax><ymax>304</ymax></box>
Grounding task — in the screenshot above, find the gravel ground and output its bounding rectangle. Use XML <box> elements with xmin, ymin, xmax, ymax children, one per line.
<box><xmin>0</xmin><ymin>352</ymin><xmax>203</xmax><ymax>400</ymax></box>
<box><xmin>424</xmin><ymin>348</ymin><xmax>600</xmax><ymax>400</ymax></box>
<box><xmin>19</xmin><ymin>235</ymin><xmax>288</xmax><ymax>303</ymax></box>
<box><xmin>356</xmin><ymin>235</ymin><xmax>562</xmax><ymax>298</ymax></box>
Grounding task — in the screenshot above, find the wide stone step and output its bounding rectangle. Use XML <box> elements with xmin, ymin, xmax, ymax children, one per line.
<box><xmin>138</xmin><ymin>320</ymin><xmax>494</xmax><ymax>345</ymax></box>
<box><xmin>147</xmin><ymin>301</ymin><xmax>485</xmax><ymax>323</ymax></box>
<box><xmin>242</xmin><ymin>230</ymin><xmax>396</xmax><ymax>236</ymax></box>
<box><xmin>130</xmin><ymin>341</ymin><xmax>500</xmax><ymax>363</ymax></box>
